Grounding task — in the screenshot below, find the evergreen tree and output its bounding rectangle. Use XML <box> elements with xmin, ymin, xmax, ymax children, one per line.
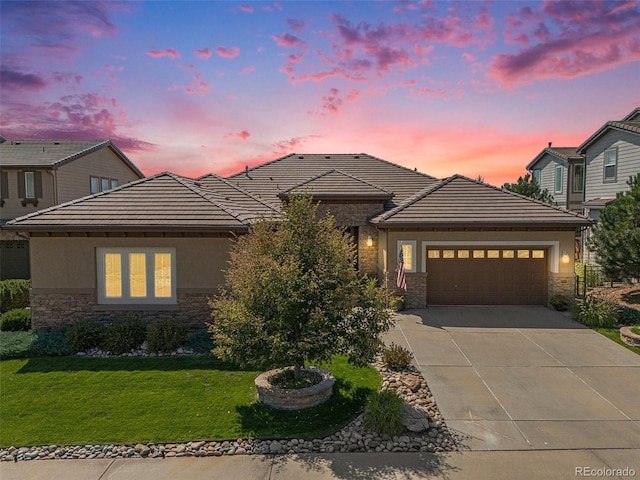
<box><xmin>503</xmin><ymin>173</ymin><xmax>555</xmax><ymax>204</ymax></box>
<box><xmin>588</xmin><ymin>175</ymin><xmax>640</xmax><ymax>281</ymax></box>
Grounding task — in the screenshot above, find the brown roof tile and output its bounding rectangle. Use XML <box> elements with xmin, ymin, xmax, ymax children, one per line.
<box><xmin>278</xmin><ymin>169</ymin><xmax>393</xmax><ymax>200</ymax></box>
<box><xmin>227</xmin><ymin>153</ymin><xmax>437</xmax><ymax>209</ymax></box>
<box><xmin>371</xmin><ymin>175</ymin><xmax>591</xmax><ymax>227</ymax></box>
<box><xmin>577</xmin><ymin>121</ymin><xmax>640</xmax><ymax>154</ymax></box>
<box><xmin>6</xmin><ymin>173</ymin><xmax>276</xmax><ymax>231</ymax></box>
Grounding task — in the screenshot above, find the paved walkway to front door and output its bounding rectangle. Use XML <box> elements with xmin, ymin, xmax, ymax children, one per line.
<box><xmin>386</xmin><ymin>306</ymin><xmax>640</xmax><ymax>451</ymax></box>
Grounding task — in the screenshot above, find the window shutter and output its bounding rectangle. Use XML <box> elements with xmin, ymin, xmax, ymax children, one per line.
<box><xmin>35</xmin><ymin>171</ymin><xmax>43</xmax><ymax>198</ymax></box>
<box><xmin>17</xmin><ymin>172</ymin><xmax>25</xmax><ymax>198</ymax></box>
<box><xmin>0</xmin><ymin>172</ymin><xmax>8</xmax><ymax>199</ymax></box>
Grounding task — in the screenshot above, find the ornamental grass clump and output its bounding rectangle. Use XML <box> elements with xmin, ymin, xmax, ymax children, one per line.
<box><xmin>574</xmin><ymin>294</ymin><xmax>618</xmax><ymax>328</ymax></box>
<box><xmin>363</xmin><ymin>389</ymin><xmax>405</xmax><ymax>437</ymax></box>
<box><xmin>382</xmin><ymin>343</ymin><xmax>413</xmax><ymax>370</ymax></box>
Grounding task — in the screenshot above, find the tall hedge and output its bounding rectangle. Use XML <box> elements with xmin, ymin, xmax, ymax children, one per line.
<box><xmin>0</xmin><ymin>279</ymin><xmax>31</xmax><ymax>313</ymax></box>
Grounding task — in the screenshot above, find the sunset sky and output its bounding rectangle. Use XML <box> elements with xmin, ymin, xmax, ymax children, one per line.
<box><xmin>1</xmin><ymin>1</ymin><xmax>639</xmax><ymax>185</ymax></box>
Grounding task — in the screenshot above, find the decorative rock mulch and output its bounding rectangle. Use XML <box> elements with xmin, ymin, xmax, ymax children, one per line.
<box><xmin>0</xmin><ymin>361</ymin><xmax>459</xmax><ymax>462</ymax></box>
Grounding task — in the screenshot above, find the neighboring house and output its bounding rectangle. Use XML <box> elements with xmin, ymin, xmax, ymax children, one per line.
<box><xmin>577</xmin><ymin>107</ymin><xmax>640</xmax><ymax>224</ymax></box>
<box><xmin>6</xmin><ymin>153</ymin><xmax>590</xmax><ymax>330</ymax></box>
<box><xmin>526</xmin><ymin>144</ymin><xmax>585</xmax><ymax>212</ymax></box>
<box><xmin>0</xmin><ymin>139</ymin><xmax>144</xmax><ymax>279</ymax></box>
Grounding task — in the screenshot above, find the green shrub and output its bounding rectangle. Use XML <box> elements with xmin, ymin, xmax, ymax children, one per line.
<box><xmin>388</xmin><ymin>295</ymin><xmax>405</xmax><ymax>312</ymax></box>
<box><xmin>549</xmin><ymin>294</ymin><xmax>571</xmax><ymax>312</ymax></box>
<box><xmin>0</xmin><ymin>308</ymin><xmax>31</xmax><ymax>331</ymax></box>
<box><xmin>0</xmin><ymin>279</ymin><xmax>31</xmax><ymax>313</ymax></box>
<box><xmin>617</xmin><ymin>306</ymin><xmax>640</xmax><ymax>326</ymax></box>
<box><xmin>66</xmin><ymin>319</ymin><xmax>105</xmax><ymax>353</ymax></box>
<box><xmin>146</xmin><ymin>318</ymin><xmax>188</xmax><ymax>353</ymax></box>
<box><xmin>186</xmin><ymin>329</ymin><xmax>214</xmax><ymax>354</ymax></box>
<box><xmin>102</xmin><ymin>317</ymin><xmax>147</xmax><ymax>355</ymax></box>
<box><xmin>382</xmin><ymin>343</ymin><xmax>413</xmax><ymax>370</ymax></box>
<box><xmin>0</xmin><ymin>331</ymin><xmax>35</xmax><ymax>359</ymax></box>
<box><xmin>363</xmin><ymin>389</ymin><xmax>405</xmax><ymax>437</ymax></box>
<box><xmin>30</xmin><ymin>329</ymin><xmax>73</xmax><ymax>357</ymax></box>
<box><xmin>573</xmin><ymin>295</ymin><xmax>619</xmax><ymax>328</ymax></box>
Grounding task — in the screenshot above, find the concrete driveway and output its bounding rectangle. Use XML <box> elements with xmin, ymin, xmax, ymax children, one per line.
<box><xmin>387</xmin><ymin>306</ymin><xmax>640</xmax><ymax>451</ymax></box>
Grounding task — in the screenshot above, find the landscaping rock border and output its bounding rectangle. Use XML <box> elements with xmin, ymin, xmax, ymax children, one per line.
<box><xmin>620</xmin><ymin>326</ymin><xmax>640</xmax><ymax>347</ymax></box>
<box><xmin>0</xmin><ymin>361</ymin><xmax>459</xmax><ymax>462</ymax></box>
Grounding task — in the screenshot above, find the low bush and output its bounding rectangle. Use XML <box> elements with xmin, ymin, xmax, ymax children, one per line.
<box><xmin>66</xmin><ymin>319</ymin><xmax>105</xmax><ymax>353</ymax></box>
<box><xmin>102</xmin><ymin>317</ymin><xmax>146</xmax><ymax>355</ymax></box>
<box><xmin>186</xmin><ymin>329</ymin><xmax>214</xmax><ymax>354</ymax></box>
<box><xmin>388</xmin><ymin>295</ymin><xmax>405</xmax><ymax>312</ymax></box>
<box><xmin>0</xmin><ymin>331</ymin><xmax>35</xmax><ymax>359</ymax></box>
<box><xmin>30</xmin><ymin>329</ymin><xmax>74</xmax><ymax>357</ymax></box>
<box><xmin>0</xmin><ymin>308</ymin><xmax>31</xmax><ymax>331</ymax></box>
<box><xmin>382</xmin><ymin>343</ymin><xmax>413</xmax><ymax>370</ymax></box>
<box><xmin>574</xmin><ymin>294</ymin><xmax>618</xmax><ymax>328</ymax></box>
<box><xmin>617</xmin><ymin>306</ymin><xmax>640</xmax><ymax>326</ymax></box>
<box><xmin>363</xmin><ymin>389</ymin><xmax>405</xmax><ymax>437</ymax></box>
<box><xmin>549</xmin><ymin>294</ymin><xmax>571</xmax><ymax>312</ymax></box>
<box><xmin>146</xmin><ymin>318</ymin><xmax>188</xmax><ymax>353</ymax></box>
<box><xmin>0</xmin><ymin>279</ymin><xmax>31</xmax><ymax>313</ymax></box>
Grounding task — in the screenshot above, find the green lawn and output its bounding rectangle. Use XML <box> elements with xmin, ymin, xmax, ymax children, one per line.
<box><xmin>0</xmin><ymin>355</ymin><xmax>380</xmax><ymax>447</ymax></box>
<box><xmin>594</xmin><ymin>328</ymin><xmax>640</xmax><ymax>355</ymax></box>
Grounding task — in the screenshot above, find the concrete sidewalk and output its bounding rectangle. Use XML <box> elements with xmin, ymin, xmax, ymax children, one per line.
<box><xmin>2</xmin><ymin>450</ymin><xmax>640</xmax><ymax>480</ymax></box>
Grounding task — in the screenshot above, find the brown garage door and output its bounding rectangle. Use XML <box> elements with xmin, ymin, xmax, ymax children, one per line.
<box><xmin>426</xmin><ymin>247</ymin><xmax>548</xmax><ymax>305</ymax></box>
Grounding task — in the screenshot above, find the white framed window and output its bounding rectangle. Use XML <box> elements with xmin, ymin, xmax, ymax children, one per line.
<box><xmin>397</xmin><ymin>241</ymin><xmax>416</xmax><ymax>273</ymax></box>
<box><xmin>97</xmin><ymin>248</ymin><xmax>176</xmax><ymax>304</ymax></box>
<box><xmin>572</xmin><ymin>164</ymin><xmax>584</xmax><ymax>193</ymax></box>
<box><xmin>604</xmin><ymin>148</ymin><xmax>617</xmax><ymax>181</ymax></box>
<box><xmin>90</xmin><ymin>176</ymin><xmax>100</xmax><ymax>194</ymax></box>
<box><xmin>554</xmin><ymin>165</ymin><xmax>563</xmax><ymax>193</ymax></box>
<box><xmin>24</xmin><ymin>171</ymin><xmax>35</xmax><ymax>198</ymax></box>
<box><xmin>532</xmin><ymin>169</ymin><xmax>541</xmax><ymax>185</ymax></box>
<box><xmin>101</xmin><ymin>177</ymin><xmax>110</xmax><ymax>192</ymax></box>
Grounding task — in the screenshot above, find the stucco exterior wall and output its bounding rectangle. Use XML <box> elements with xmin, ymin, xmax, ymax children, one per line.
<box><xmin>0</xmin><ymin>170</ymin><xmax>55</xmax><ymax>222</ymax></box>
<box><xmin>29</xmin><ymin>236</ymin><xmax>232</xmax><ymax>329</ymax></box>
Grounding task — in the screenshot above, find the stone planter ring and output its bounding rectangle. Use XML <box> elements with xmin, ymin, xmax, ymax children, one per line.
<box><xmin>255</xmin><ymin>366</ymin><xmax>335</xmax><ymax>410</ymax></box>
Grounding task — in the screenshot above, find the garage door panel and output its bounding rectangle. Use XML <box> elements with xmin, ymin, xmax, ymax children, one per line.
<box><xmin>426</xmin><ymin>247</ymin><xmax>547</xmax><ymax>306</ymax></box>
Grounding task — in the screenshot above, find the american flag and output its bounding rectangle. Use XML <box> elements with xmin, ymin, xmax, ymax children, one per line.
<box><xmin>396</xmin><ymin>248</ymin><xmax>407</xmax><ymax>291</ymax></box>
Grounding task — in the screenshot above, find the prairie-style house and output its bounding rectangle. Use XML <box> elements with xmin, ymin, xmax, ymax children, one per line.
<box><xmin>7</xmin><ymin>153</ymin><xmax>589</xmax><ymax>330</ymax></box>
<box><xmin>0</xmin><ymin>139</ymin><xmax>144</xmax><ymax>279</ymax></box>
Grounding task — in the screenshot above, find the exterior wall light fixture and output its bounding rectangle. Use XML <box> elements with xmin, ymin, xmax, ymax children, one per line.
<box><xmin>367</xmin><ymin>235</ymin><xmax>373</xmax><ymax>247</ymax></box>
<box><xmin>561</xmin><ymin>250</ymin><xmax>570</xmax><ymax>264</ymax></box>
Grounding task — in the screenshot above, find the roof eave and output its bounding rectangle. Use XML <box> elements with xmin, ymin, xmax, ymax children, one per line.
<box><xmin>372</xmin><ymin>220</ymin><xmax>592</xmax><ymax>228</ymax></box>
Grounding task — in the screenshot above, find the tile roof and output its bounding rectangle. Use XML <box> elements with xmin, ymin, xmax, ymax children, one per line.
<box><xmin>277</xmin><ymin>169</ymin><xmax>393</xmax><ymax>200</ymax></box>
<box><xmin>577</xmin><ymin>121</ymin><xmax>640</xmax><ymax>154</ymax></box>
<box><xmin>527</xmin><ymin>147</ymin><xmax>582</xmax><ymax>170</ymax></box>
<box><xmin>371</xmin><ymin>175</ymin><xmax>591</xmax><ymax>227</ymax></box>
<box><xmin>6</xmin><ymin>172</ymin><xmax>278</xmax><ymax>232</ymax></box>
<box><xmin>622</xmin><ymin>107</ymin><xmax>640</xmax><ymax>122</ymax></box>
<box><xmin>226</xmin><ymin>153</ymin><xmax>437</xmax><ymax>209</ymax></box>
<box><xmin>0</xmin><ymin>139</ymin><xmax>144</xmax><ymax>177</ymax></box>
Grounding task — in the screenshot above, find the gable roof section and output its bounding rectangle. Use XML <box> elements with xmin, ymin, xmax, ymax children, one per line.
<box><xmin>0</xmin><ymin>139</ymin><xmax>144</xmax><ymax>178</ymax></box>
<box><xmin>371</xmin><ymin>175</ymin><xmax>591</xmax><ymax>227</ymax></box>
<box><xmin>226</xmin><ymin>153</ymin><xmax>437</xmax><ymax>209</ymax></box>
<box><xmin>577</xmin><ymin>121</ymin><xmax>640</xmax><ymax>154</ymax></box>
<box><xmin>526</xmin><ymin>147</ymin><xmax>582</xmax><ymax>170</ymax></box>
<box><xmin>6</xmin><ymin>172</ymin><xmax>276</xmax><ymax>232</ymax></box>
<box><xmin>277</xmin><ymin>169</ymin><xmax>393</xmax><ymax>200</ymax></box>
<box><xmin>622</xmin><ymin>107</ymin><xmax>640</xmax><ymax>122</ymax></box>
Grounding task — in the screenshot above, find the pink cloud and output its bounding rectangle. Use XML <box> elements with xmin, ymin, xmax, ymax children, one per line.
<box><xmin>272</xmin><ymin>33</ymin><xmax>305</xmax><ymax>48</ymax></box>
<box><xmin>238</xmin><ymin>4</ymin><xmax>254</xmax><ymax>13</ymax></box>
<box><xmin>240</xmin><ymin>66</ymin><xmax>255</xmax><ymax>75</ymax></box>
<box><xmin>184</xmin><ymin>73</ymin><xmax>210</xmax><ymax>96</ymax></box>
<box><xmin>146</xmin><ymin>48</ymin><xmax>180</xmax><ymax>59</ymax></box>
<box><xmin>0</xmin><ymin>68</ymin><xmax>47</xmax><ymax>91</ymax></box>
<box><xmin>216</xmin><ymin>46</ymin><xmax>240</xmax><ymax>59</ymax></box>
<box><xmin>491</xmin><ymin>1</ymin><xmax>640</xmax><ymax>86</ymax></box>
<box><xmin>224</xmin><ymin>130</ymin><xmax>251</xmax><ymax>140</ymax></box>
<box><xmin>195</xmin><ymin>48</ymin><xmax>212</xmax><ymax>59</ymax></box>
<box><xmin>271</xmin><ymin>135</ymin><xmax>322</xmax><ymax>157</ymax></box>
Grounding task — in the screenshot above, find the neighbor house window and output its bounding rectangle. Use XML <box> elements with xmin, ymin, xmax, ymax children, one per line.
<box><xmin>572</xmin><ymin>164</ymin><xmax>584</xmax><ymax>193</ymax></box>
<box><xmin>532</xmin><ymin>169</ymin><xmax>541</xmax><ymax>185</ymax></box>
<box><xmin>101</xmin><ymin>178</ymin><xmax>110</xmax><ymax>192</ymax></box>
<box><xmin>604</xmin><ymin>148</ymin><xmax>617</xmax><ymax>181</ymax></box>
<box><xmin>90</xmin><ymin>176</ymin><xmax>100</xmax><ymax>194</ymax></box>
<box><xmin>97</xmin><ymin>248</ymin><xmax>176</xmax><ymax>304</ymax></box>
<box><xmin>554</xmin><ymin>165</ymin><xmax>563</xmax><ymax>193</ymax></box>
<box><xmin>397</xmin><ymin>241</ymin><xmax>416</xmax><ymax>273</ymax></box>
<box><xmin>110</xmin><ymin>179</ymin><xmax>119</xmax><ymax>189</ymax></box>
<box><xmin>18</xmin><ymin>171</ymin><xmax>41</xmax><ymax>206</ymax></box>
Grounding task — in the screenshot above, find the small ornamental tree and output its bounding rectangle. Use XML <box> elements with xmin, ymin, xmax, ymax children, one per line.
<box><xmin>209</xmin><ymin>195</ymin><xmax>393</xmax><ymax>380</ymax></box>
<box><xmin>588</xmin><ymin>174</ymin><xmax>640</xmax><ymax>281</ymax></box>
<box><xmin>502</xmin><ymin>173</ymin><xmax>554</xmax><ymax>204</ymax></box>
